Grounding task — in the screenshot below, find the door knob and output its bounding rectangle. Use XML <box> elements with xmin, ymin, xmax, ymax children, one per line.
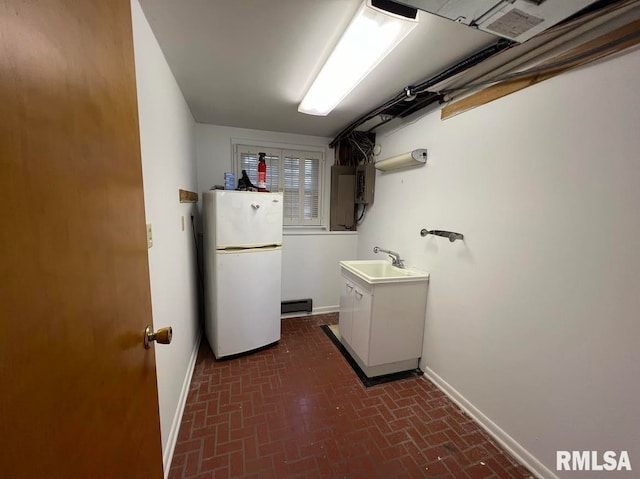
<box><xmin>144</xmin><ymin>325</ymin><xmax>172</xmax><ymax>349</ymax></box>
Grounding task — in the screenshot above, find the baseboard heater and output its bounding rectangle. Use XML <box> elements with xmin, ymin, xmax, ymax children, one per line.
<box><xmin>281</xmin><ymin>298</ymin><xmax>312</xmax><ymax>314</ymax></box>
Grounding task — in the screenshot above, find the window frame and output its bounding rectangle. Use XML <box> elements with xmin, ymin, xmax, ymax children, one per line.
<box><xmin>232</xmin><ymin>140</ymin><xmax>327</xmax><ymax>228</ymax></box>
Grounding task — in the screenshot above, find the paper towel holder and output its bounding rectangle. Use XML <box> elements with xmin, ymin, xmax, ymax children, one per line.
<box><xmin>374</xmin><ymin>149</ymin><xmax>427</xmax><ymax>171</ymax></box>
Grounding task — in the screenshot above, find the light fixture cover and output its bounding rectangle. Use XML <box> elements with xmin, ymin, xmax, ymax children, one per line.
<box><xmin>374</xmin><ymin>149</ymin><xmax>427</xmax><ymax>171</ymax></box>
<box><xmin>298</xmin><ymin>0</ymin><xmax>419</xmax><ymax>116</ymax></box>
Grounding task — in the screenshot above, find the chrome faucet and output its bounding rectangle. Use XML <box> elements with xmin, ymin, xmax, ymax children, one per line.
<box><xmin>373</xmin><ymin>246</ymin><xmax>405</xmax><ymax>268</ymax></box>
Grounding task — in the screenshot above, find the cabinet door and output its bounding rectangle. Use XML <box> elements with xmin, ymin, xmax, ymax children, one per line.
<box><xmin>351</xmin><ymin>287</ymin><xmax>372</xmax><ymax>363</ymax></box>
<box><xmin>338</xmin><ymin>278</ymin><xmax>354</xmax><ymax>344</ymax></box>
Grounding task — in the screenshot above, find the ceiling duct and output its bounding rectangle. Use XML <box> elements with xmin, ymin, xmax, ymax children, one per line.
<box><xmin>393</xmin><ymin>0</ymin><xmax>599</xmax><ymax>42</ymax></box>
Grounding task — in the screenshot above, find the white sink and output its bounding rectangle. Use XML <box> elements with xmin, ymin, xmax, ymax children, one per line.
<box><xmin>340</xmin><ymin>260</ymin><xmax>429</xmax><ymax>284</ymax></box>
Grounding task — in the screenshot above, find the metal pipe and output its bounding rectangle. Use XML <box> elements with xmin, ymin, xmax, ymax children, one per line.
<box><xmin>420</xmin><ymin>229</ymin><xmax>464</xmax><ymax>243</ymax></box>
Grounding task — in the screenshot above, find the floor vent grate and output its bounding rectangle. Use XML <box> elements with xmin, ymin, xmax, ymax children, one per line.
<box><xmin>281</xmin><ymin>298</ymin><xmax>312</xmax><ymax>314</ymax></box>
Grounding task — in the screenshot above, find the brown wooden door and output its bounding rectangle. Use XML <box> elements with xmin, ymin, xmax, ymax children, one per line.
<box><xmin>0</xmin><ymin>1</ymin><xmax>164</xmax><ymax>477</ymax></box>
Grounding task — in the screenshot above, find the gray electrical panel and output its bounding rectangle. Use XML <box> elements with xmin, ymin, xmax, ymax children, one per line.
<box><xmin>355</xmin><ymin>163</ymin><xmax>375</xmax><ymax>204</ymax></box>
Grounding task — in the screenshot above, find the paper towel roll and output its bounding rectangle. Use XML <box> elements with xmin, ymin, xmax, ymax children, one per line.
<box><xmin>374</xmin><ymin>149</ymin><xmax>427</xmax><ymax>171</ymax></box>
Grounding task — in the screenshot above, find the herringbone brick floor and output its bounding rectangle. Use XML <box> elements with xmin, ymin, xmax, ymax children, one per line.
<box><xmin>168</xmin><ymin>314</ymin><xmax>533</xmax><ymax>479</ymax></box>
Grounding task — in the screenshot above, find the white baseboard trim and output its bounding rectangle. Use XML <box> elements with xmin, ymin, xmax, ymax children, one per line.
<box><xmin>312</xmin><ymin>305</ymin><xmax>339</xmax><ymax>314</ymax></box>
<box><xmin>422</xmin><ymin>366</ymin><xmax>557</xmax><ymax>479</ymax></box>
<box><xmin>163</xmin><ymin>329</ymin><xmax>202</xmax><ymax>478</ymax></box>
<box><xmin>280</xmin><ymin>305</ymin><xmax>339</xmax><ymax>319</ymax></box>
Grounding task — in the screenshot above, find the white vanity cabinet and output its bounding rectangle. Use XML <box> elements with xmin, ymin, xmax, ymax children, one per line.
<box><xmin>338</xmin><ymin>265</ymin><xmax>429</xmax><ymax>378</ymax></box>
<box><xmin>338</xmin><ymin>279</ymin><xmax>355</xmax><ymax>344</ymax></box>
<box><xmin>338</xmin><ymin>277</ymin><xmax>372</xmax><ymax>361</ymax></box>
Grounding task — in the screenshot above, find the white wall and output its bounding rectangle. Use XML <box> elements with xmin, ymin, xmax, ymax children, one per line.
<box><xmin>357</xmin><ymin>50</ymin><xmax>640</xmax><ymax>477</ymax></box>
<box><xmin>282</xmin><ymin>232</ymin><xmax>357</xmax><ymax>313</ymax></box>
<box><xmin>131</xmin><ymin>1</ymin><xmax>200</xmax><ymax>474</ymax></box>
<box><xmin>196</xmin><ymin>124</ymin><xmax>357</xmax><ymax>312</ymax></box>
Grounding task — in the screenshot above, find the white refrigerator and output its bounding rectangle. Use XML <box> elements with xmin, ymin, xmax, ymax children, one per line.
<box><xmin>202</xmin><ymin>190</ymin><xmax>283</xmax><ymax>358</ymax></box>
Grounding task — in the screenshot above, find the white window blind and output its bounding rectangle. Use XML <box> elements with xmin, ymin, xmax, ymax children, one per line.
<box><xmin>304</xmin><ymin>156</ymin><xmax>320</xmax><ymax>221</ymax></box>
<box><xmin>235</xmin><ymin>145</ymin><xmax>324</xmax><ymax>226</ymax></box>
<box><xmin>283</xmin><ymin>153</ymin><xmax>300</xmax><ymax>222</ymax></box>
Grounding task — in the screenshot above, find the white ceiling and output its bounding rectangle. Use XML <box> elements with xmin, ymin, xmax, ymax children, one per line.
<box><xmin>138</xmin><ymin>0</ymin><xmax>497</xmax><ymax>138</ymax></box>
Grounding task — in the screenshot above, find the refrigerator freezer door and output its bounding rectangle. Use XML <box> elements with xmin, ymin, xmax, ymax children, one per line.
<box><xmin>206</xmin><ymin>247</ymin><xmax>282</xmax><ymax>358</ymax></box>
<box><xmin>209</xmin><ymin>190</ymin><xmax>283</xmax><ymax>249</ymax></box>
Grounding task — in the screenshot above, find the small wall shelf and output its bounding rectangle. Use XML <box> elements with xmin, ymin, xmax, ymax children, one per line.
<box><xmin>179</xmin><ymin>189</ymin><xmax>198</xmax><ymax>203</ymax></box>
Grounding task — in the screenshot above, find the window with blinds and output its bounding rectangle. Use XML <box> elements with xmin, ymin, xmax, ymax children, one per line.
<box><xmin>235</xmin><ymin>145</ymin><xmax>324</xmax><ymax>226</ymax></box>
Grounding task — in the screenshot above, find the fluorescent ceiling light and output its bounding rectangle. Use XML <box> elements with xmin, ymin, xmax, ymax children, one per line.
<box><xmin>298</xmin><ymin>0</ymin><xmax>419</xmax><ymax>116</ymax></box>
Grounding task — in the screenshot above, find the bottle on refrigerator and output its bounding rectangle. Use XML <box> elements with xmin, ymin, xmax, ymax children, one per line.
<box><xmin>258</xmin><ymin>152</ymin><xmax>267</xmax><ymax>192</ymax></box>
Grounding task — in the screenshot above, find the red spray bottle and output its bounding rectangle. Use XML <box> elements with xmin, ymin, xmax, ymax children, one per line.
<box><xmin>257</xmin><ymin>152</ymin><xmax>267</xmax><ymax>192</ymax></box>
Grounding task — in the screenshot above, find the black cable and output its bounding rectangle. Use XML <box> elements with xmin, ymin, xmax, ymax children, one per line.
<box><xmin>329</xmin><ymin>92</ymin><xmax>409</xmax><ymax>148</ymax></box>
<box><xmin>329</xmin><ymin>38</ymin><xmax>513</xmax><ymax>147</ymax></box>
<box><xmin>191</xmin><ymin>215</ymin><xmax>205</xmax><ymax>296</ymax></box>
<box><xmin>412</xmin><ymin>38</ymin><xmax>514</xmax><ymax>94</ymax></box>
<box><xmin>331</xmin><ymin>29</ymin><xmax>633</xmax><ymax>145</ymax></box>
<box><xmin>356</xmin><ymin>204</ymin><xmax>366</xmax><ymax>223</ymax></box>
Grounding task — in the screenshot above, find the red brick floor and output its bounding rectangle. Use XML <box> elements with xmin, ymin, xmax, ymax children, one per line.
<box><xmin>168</xmin><ymin>314</ymin><xmax>533</xmax><ymax>479</ymax></box>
